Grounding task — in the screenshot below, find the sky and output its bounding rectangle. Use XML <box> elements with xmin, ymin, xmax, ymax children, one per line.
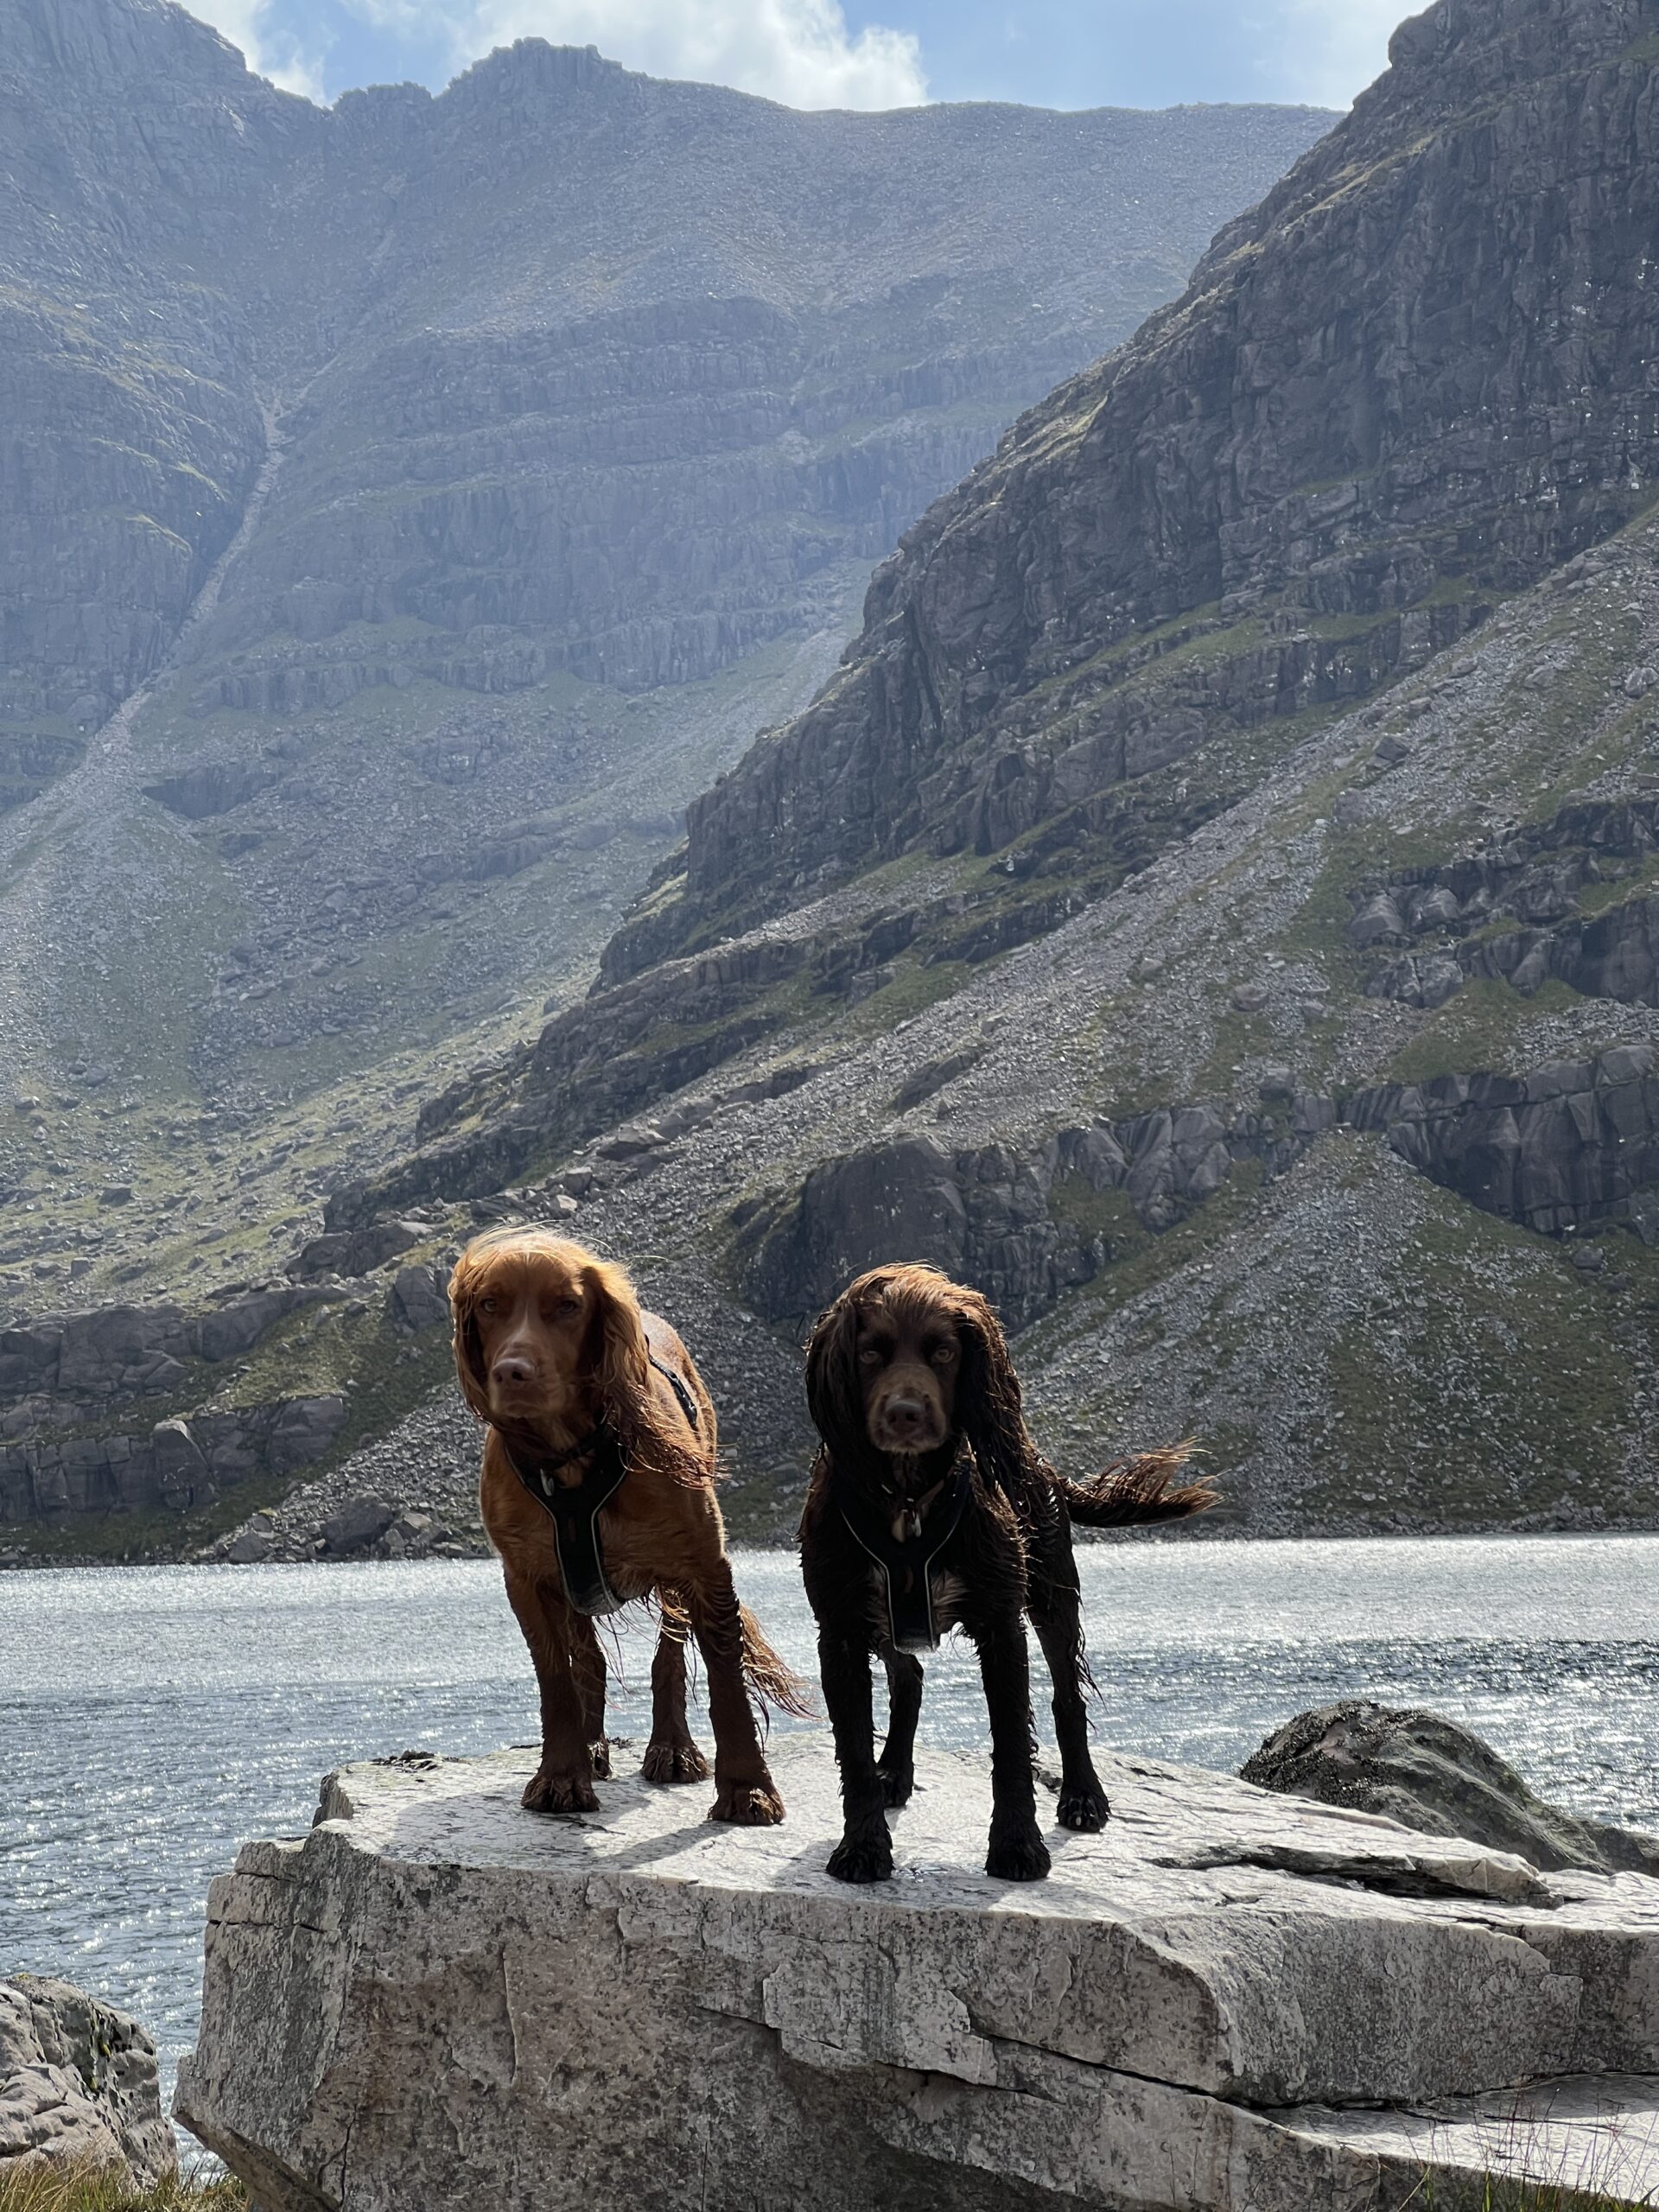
<box><xmin>196</xmin><ymin>0</ymin><xmax>1415</xmax><ymax>114</ymax></box>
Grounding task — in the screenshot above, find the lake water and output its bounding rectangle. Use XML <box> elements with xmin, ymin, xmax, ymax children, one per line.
<box><xmin>3</xmin><ymin>1538</ymin><xmax>1658</xmax><ymax>2110</ymax></box>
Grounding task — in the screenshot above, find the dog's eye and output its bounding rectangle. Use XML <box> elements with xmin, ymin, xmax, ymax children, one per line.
<box><xmin>553</xmin><ymin>1294</ymin><xmax>581</xmax><ymax>1317</ymax></box>
<box><xmin>479</xmin><ymin>1295</ymin><xmax>498</xmax><ymax>1314</ymax></box>
<box><xmin>930</xmin><ymin>1342</ymin><xmax>957</xmax><ymax>1365</ymax></box>
<box><xmin>858</xmin><ymin>1346</ymin><xmax>883</xmax><ymax>1366</ymax></box>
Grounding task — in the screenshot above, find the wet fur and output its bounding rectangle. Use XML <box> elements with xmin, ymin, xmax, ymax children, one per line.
<box><xmin>799</xmin><ymin>1263</ymin><xmax>1213</xmax><ymax>1883</ymax></box>
<box><xmin>450</xmin><ymin>1229</ymin><xmax>806</xmax><ymax>1826</ymax></box>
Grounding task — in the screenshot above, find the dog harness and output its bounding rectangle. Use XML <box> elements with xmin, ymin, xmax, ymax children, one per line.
<box><xmin>498</xmin><ymin>1351</ymin><xmax>701</xmax><ymax>1619</ymax></box>
<box><xmin>647</xmin><ymin>1351</ymin><xmax>702</xmax><ymax>1435</ymax></box>
<box><xmin>836</xmin><ymin>1457</ymin><xmax>974</xmax><ymax>1654</ymax></box>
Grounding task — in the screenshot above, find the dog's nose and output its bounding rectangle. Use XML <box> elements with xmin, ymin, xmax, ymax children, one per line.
<box><xmin>492</xmin><ymin>1354</ymin><xmax>537</xmax><ymax>1389</ymax></box>
<box><xmin>881</xmin><ymin>1393</ymin><xmax>929</xmax><ymax>1438</ymax></box>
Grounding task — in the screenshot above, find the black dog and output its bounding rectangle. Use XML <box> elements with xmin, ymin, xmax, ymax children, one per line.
<box><xmin>799</xmin><ymin>1262</ymin><xmax>1214</xmax><ymax>1883</ymax></box>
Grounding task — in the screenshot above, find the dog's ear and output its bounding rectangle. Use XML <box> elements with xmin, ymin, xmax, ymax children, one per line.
<box><xmin>804</xmin><ymin>1288</ymin><xmax>868</xmax><ymax>1459</ymax></box>
<box><xmin>447</xmin><ymin>1244</ymin><xmax>494</xmax><ymax>1423</ymax></box>
<box><xmin>583</xmin><ymin>1256</ymin><xmax>650</xmax><ymax>1424</ymax></box>
<box><xmin>953</xmin><ymin>1287</ymin><xmax>1042</xmax><ymax>1503</ymax></box>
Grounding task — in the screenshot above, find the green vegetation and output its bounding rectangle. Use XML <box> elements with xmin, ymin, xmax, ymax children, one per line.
<box><xmin>0</xmin><ymin>2167</ymin><xmax>245</xmax><ymax>2212</ymax></box>
<box><xmin>1405</xmin><ymin>2164</ymin><xmax>1656</xmax><ymax>2210</ymax></box>
<box><xmin>224</xmin><ymin>1292</ymin><xmax>449</xmax><ymax>1446</ymax></box>
<box><xmin>1307</xmin><ymin>1175</ymin><xmax>1658</xmax><ymax>1524</ymax></box>
<box><xmin>1029</xmin><ymin>1163</ymin><xmax>1267</xmax><ymax>1350</ymax></box>
<box><xmin>1577</xmin><ymin>860</ymin><xmax>1659</xmax><ymax>918</ymax></box>
<box><xmin>1385</xmin><ymin>976</ymin><xmax>1586</xmax><ymax>1084</ymax></box>
<box><xmin>1046</xmin><ymin>1174</ymin><xmax>1153</xmax><ymax>1260</ymax></box>
<box><xmin>839</xmin><ymin>954</ymin><xmax>975</xmax><ymax>1037</ymax></box>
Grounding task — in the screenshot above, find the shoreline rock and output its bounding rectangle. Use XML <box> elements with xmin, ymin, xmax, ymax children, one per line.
<box><xmin>176</xmin><ymin>1742</ymin><xmax>1659</xmax><ymax>2211</ymax></box>
<box><xmin>1244</xmin><ymin>1700</ymin><xmax>1659</xmax><ymax>1878</ymax></box>
<box><xmin>0</xmin><ymin>1974</ymin><xmax>176</xmax><ymax>2189</ymax></box>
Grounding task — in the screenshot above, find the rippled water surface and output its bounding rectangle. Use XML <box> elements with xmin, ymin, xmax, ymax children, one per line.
<box><xmin>4</xmin><ymin>1538</ymin><xmax>1658</xmax><ymax>2103</ymax></box>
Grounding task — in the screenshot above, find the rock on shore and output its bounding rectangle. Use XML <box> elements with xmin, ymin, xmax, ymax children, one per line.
<box><xmin>175</xmin><ymin>1742</ymin><xmax>1659</xmax><ymax>2211</ymax></box>
<box><xmin>0</xmin><ymin>1974</ymin><xmax>176</xmax><ymax>2187</ymax></box>
<box><xmin>1244</xmin><ymin>1700</ymin><xmax>1659</xmax><ymax>1878</ymax></box>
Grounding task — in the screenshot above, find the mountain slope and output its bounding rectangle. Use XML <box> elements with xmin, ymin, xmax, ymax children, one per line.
<box><xmin>0</xmin><ymin>0</ymin><xmax>1331</xmax><ymax>1342</ymax></box>
<box><xmin>296</xmin><ymin>0</ymin><xmax>1659</xmax><ymax>1549</ymax></box>
<box><xmin>609</xmin><ymin>0</ymin><xmax>1659</xmax><ymax>970</ymax></box>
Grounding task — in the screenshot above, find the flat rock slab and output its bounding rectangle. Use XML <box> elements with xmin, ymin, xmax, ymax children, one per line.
<box><xmin>175</xmin><ymin>1743</ymin><xmax>1659</xmax><ymax>2212</ymax></box>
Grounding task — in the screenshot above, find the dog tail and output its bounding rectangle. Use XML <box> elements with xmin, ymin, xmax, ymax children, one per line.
<box><xmin>740</xmin><ymin>1605</ymin><xmax>815</xmax><ymax>1719</ymax></box>
<box><xmin>1059</xmin><ymin>1442</ymin><xmax>1217</xmax><ymax>1529</ymax></box>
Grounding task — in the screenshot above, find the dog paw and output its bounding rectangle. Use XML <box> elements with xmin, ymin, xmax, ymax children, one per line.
<box><xmin>876</xmin><ymin>1763</ymin><xmax>914</xmax><ymax>1808</ymax></box>
<box><xmin>709</xmin><ymin>1780</ymin><xmax>786</xmax><ymax>1826</ymax></box>
<box><xmin>589</xmin><ymin>1738</ymin><xmax>613</xmax><ymax>1781</ymax></box>
<box><xmin>641</xmin><ymin>1738</ymin><xmax>709</xmax><ymax>1784</ymax></box>
<box><xmin>986</xmin><ymin>1824</ymin><xmax>1052</xmax><ymax>1881</ymax></box>
<box><xmin>522</xmin><ymin>1769</ymin><xmax>599</xmax><ymax>1816</ymax></box>
<box><xmin>1058</xmin><ymin>1783</ymin><xmax>1110</xmax><ymax>1832</ymax></box>
<box><xmin>826</xmin><ymin>1830</ymin><xmax>893</xmax><ymax>1884</ymax></box>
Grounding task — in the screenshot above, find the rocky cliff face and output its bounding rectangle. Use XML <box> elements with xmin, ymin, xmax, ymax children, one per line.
<box><xmin>612</xmin><ymin>0</ymin><xmax>1659</xmax><ymax>969</ymax></box>
<box><xmin>308</xmin><ymin>0</ymin><xmax>1659</xmax><ymax>1548</ymax></box>
<box><xmin>0</xmin><ymin>0</ymin><xmax>1329</xmax><ymax>1381</ymax></box>
<box><xmin>0</xmin><ymin>2</ymin><xmax>1333</xmax><ymax>745</ymax></box>
<box><xmin>214</xmin><ymin>67</ymin><xmax>1329</xmax><ymax>702</ymax></box>
<box><xmin>0</xmin><ymin>0</ymin><xmax>281</xmax><ymax>733</ymax></box>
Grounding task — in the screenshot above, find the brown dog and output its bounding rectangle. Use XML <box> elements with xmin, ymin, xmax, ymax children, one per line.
<box><xmin>449</xmin><ymin>1229</ymin><xmax>804</xmax><ymax>1823</ymax></box>
<box><xmin>801</xmin><ymin>1264</ymin><xmax>1214</xmax><ymax>1882</ymax></box>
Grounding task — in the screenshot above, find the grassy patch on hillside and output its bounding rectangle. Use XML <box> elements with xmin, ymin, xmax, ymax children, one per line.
<box><xmin>1046</xmin><ymin>1175</ymin><xmax>1154</xmax><ymax>1262</ymax></box>
<box><xmin>0</xmin><ymin>2170</ymin><xmax>244</xmax><ymax>2212</ymax></box>
<box><xmin>1306</xmin><ymin>1185</ymin><xmax>1658</xmax><ymax>1524</ymax></box>
<box><xmin>1383</xmin><ymin>977</ymin><xmax>1586</xmax><ymax>1084</ymax></box>
<box><xmin>1577</xmin><ymin>860</ymin><xmax>1659</xmax><ymax>918</ymax></box>
<box><xmin>840</xmin><ymin>954</ymin><xmax>976</xmax><ymax>1036</ymax></box>
<box><xmin>1275</xmin><ymin>812</ymin><xmax>1482</xmax><ymax>976</ymax></box>
<box><xmin>1484</xmin><ymin>597</ymin><xmax>1651</xmax><ymax>818</ymax></box>
<box><xmin>1026</xmin><ymin>1160</ymin><xmax>1268</xmax><ymax>1357</ymax></box>
<box><xmin>220</xmin><ymin>1292</ymin><xmax>445</xmax><ymax>1426</ymax></box>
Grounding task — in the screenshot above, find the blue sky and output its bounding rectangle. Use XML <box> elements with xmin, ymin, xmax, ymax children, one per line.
<box><xmin>200</xmin><ymin>0</ymin><xmax>1412</xmax><ymax>114</ymax></box>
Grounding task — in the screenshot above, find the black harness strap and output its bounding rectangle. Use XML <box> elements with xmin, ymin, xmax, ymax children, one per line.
<box><xmin>495</xmin><ymin>1347</ymin><xmax>699</xmax><ymax>1620</ymax></box>
<box><xmin>649</xmin><ymin>1351</ymin><xmax>701</xmax><ymax>1433</ymax></box>
<box><xmin>500</xmin><ymin>1429</ymin><xmax>629</xmax><ymax>1618</ymax></box>
<box><xmin>836</xmin><ymin>1459</ymin><xmax>974</xmax><ymax>1654</ymax></box>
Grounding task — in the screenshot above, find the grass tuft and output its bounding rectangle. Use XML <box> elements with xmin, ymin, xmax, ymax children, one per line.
<box><xmin>0</xmin><ymin>2165</ymin><xmax>245</xmax><ymax>2212</ymax></box>
<box><xmin>1404</xmin><ymin>2177</ymin><xmax>1651</xmax><ymax>2210</ymax></box>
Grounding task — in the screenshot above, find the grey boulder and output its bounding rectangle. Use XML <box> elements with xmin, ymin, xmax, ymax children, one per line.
<box><xmin>389</xmin><ymin>1262</ymin><xmax>449</xmax><ymax>1333</ymax></box>
<box><xmin>1</xmin><ymin>1974</ymin><xmax>176</xmax><ymax>2188</ymax></box>
<box><xmin>1243</xmin><ymin>1699</ymin><xmax>1659</xmax><ymax>1877</ymax></box>
<box><xmin>267</xmin><ymin>1395</ymin><xmax>346</xmax><ymax>1477</ymax></box>
<box><xmin>321</xmin><ymin>1496</ymin><xmax>395</xmax><ymax>1554</ymax></box>
<box><xmin>289</xmin><ymin>1222</ymin><xmax>424</xmax><ymax>1281</ymax></box>
<box><xmin>150</xmin><ymin>1415</ymin><xmax>213</xmax><ymax>1510</ymax></box>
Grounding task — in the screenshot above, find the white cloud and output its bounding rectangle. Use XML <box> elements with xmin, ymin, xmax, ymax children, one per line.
<box><xmin>1265</xmin><ymin>0</ymin><xmax>1411</xmax><ymax>107</ymax></box>
<box><xmin>458</xmin><ymin>0</ymin><xmax>927</xmax><ymax>110</ymax></box>
<box><xmin>200</xmin><ymin>0</ymin><xmax>328</xmax><ymax>99</ymax></box>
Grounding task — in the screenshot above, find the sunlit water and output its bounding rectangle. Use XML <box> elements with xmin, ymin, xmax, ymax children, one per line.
<box><xmin>3</xmin><ymin>1539</ymin><xmax>1657</xmax><ymax>2108</ymax></box>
